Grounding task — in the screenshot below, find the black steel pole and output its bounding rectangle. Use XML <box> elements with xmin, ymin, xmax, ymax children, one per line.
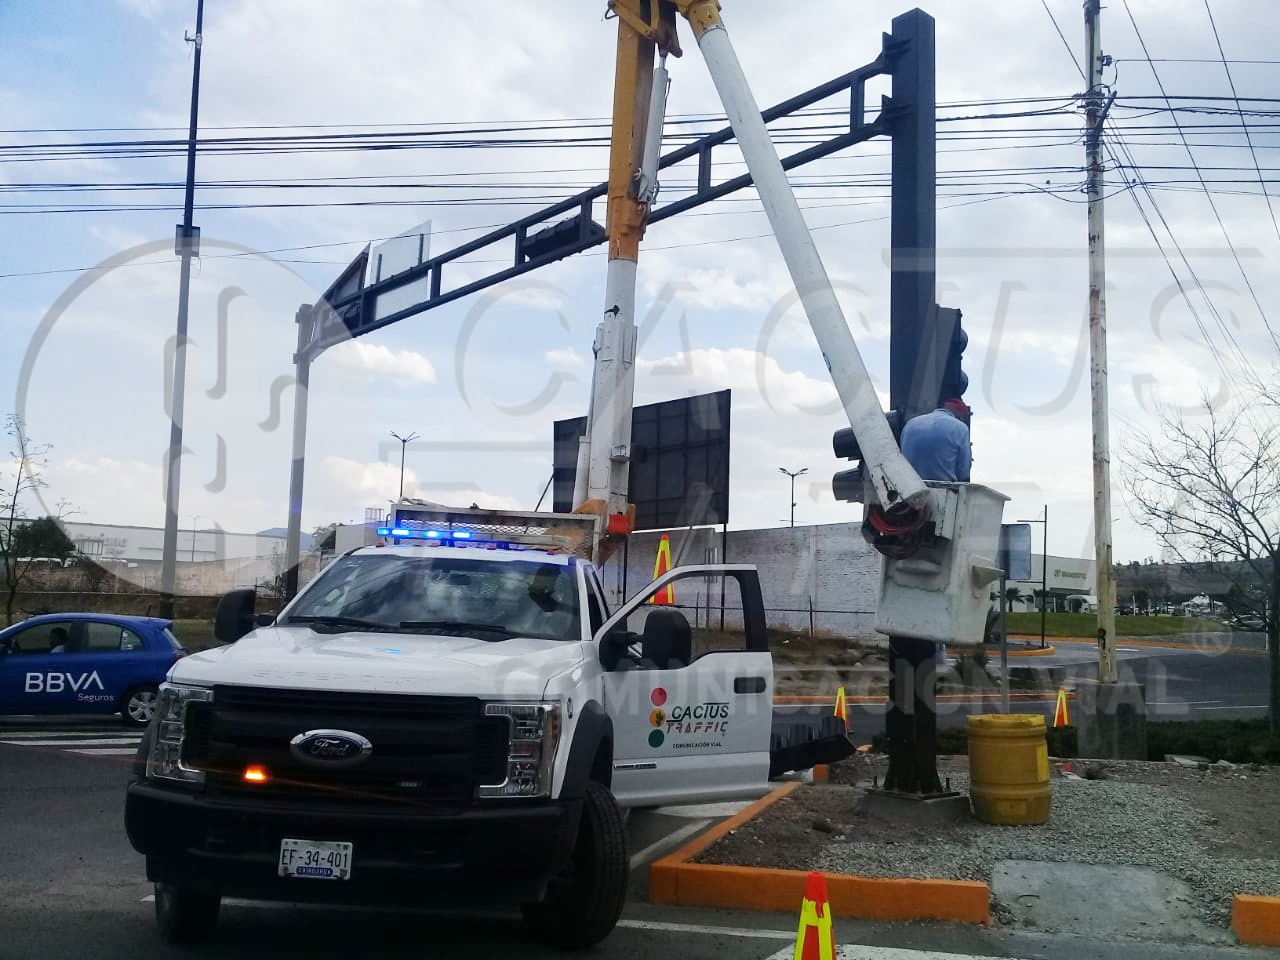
<box><xmin>887</xmin><ymin>8</ymin><xmax>938</xmax><ymax>421</ymax></box>
<box><xmin>159</xmin><ymin>0</ymin><xmax>205</xmax><ymax>619</ymax></box>
<box><xmin>1041</xmin><ymin>506</ymin><xmax>1049</xmax><ymax>648</ymax></box>
<box><xmin>283</xmin><ymin>308</ymin><xmax>313</xmax><ymax>603</ymax></box>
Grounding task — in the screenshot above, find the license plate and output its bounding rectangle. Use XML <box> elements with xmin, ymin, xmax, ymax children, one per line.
<box><xmin>278</xmin><ymin>839</ymin><xmax>353</xmax><ymax>880</ymax></box>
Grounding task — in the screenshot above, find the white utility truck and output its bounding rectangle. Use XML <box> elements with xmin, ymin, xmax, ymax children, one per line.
<box><xmin>125</xmin><ymin>504</ymin><xmax>851</xmax><ymax>946</ymax></box>
<box><xmin>127</xmin><ymin>0</ymin><xmax>1006</xmax><ymax>947</ymax></box>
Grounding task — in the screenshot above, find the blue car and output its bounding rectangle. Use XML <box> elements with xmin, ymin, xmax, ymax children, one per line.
<box><xmin>0</xmin><ymin>614</ymin><xmax>187</xmax><ymax>727</ymax></box>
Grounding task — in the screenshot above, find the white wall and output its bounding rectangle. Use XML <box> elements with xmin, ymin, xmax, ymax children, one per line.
<box><xmin>64</xmin><ymin>521</ymin><xmax>286</xmax><ymax>566</ymax></box>
<box><xmin>602</xmin><ymin>522</ymin><xmax>882</xmax><ymax>638</ymax></box>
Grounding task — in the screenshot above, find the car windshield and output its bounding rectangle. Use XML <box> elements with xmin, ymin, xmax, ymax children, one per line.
<box><xmin>282</xmin><ymin>552</ymin><xmax>580</xmax><ymax>642</ymax></box>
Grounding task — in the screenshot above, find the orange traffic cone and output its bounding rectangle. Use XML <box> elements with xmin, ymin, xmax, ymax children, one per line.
<box><xmin>793</xmin><ymin>871</ymin><xmax>836</xmax><ymax>960</ymax></box>
<box><xmin>648</xmin><ymin>534</ymin><xmax>676</xmax><ymax>605</ymax></box>
<box><xmin>1053</xmin><ymin>687</ymin><xmax>1070</xmax><ymax>728</ymax></box>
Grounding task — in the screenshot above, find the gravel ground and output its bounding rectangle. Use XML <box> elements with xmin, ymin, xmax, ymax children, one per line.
<box><xmin>696</xmin><ymin>754</ymin><xmax>1280</xmax><ymax>929</ymax></box>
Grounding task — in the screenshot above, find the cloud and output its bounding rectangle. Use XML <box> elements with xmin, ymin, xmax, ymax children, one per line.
<box><xmin>42</xmin><ymin>457</ymin><xmax>164</xmax><ymax>525</ymax></box>
<box><xmin>319</xmin><ymin>457</ymin><xmax>525</xmax><ymax>515</ymax></box>
<box><xmin>329</xmin><ymin>342</ymin><xmax>436</xmax><ymax>385</ymax></box>
<box><xmin>545</xmin><ymin>347</ymin><xmax>587</xmax><ymax>368</ymax></box>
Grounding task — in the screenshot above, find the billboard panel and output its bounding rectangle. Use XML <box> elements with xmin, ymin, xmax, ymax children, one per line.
<box><xmin>553</xmin><ymin>390</ymin><xmax>730</xmax><ymax>531</ymax></box>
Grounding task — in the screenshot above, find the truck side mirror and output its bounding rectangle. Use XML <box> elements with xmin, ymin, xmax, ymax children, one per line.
<box><xmin>597</xmin><ymin>629</ymin><xmax>633</xmax><ymax>672</ymax></box>
<box><xmin>214</xmin><ymin>589</ymin><xmax>258</xmax><ymax>644</ymax></box>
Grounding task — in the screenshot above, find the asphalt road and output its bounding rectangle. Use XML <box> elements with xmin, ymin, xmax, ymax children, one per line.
<box><xmin>1</xmin><ymin>720</ymin><xmax>1274</xmax><ymax>960</ymax></box>
<box><xmin>779</xmin><ymin>640</ymin><xmax>1274</xmax><ymax>745</ymax></box>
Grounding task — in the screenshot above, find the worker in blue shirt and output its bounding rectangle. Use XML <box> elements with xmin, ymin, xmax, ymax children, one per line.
<box><xmin>899</xmin><ymin>398</ymin><xmax>972</xmax><ymax>483</ymax></box>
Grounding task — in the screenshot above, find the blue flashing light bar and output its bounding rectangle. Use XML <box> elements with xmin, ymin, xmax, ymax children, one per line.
<box><xmin>378</xmin><ymin>526</ymin><xmax>478</xmax><ymax>543</ymax></box>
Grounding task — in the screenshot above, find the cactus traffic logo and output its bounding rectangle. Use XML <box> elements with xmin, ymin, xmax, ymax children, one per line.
<box><xmin>646</xmin><ymin>686</ymin><xmax>730</xmax><ymax>749</ymax></box>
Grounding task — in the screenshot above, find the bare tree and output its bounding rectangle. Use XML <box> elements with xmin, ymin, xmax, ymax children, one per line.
<box><xmin>0</xmin><ymin>416</ymin><xmax>57</xmax><ymax>625</ymax></box>
<box><xmin>1122</xmin><ymin>386</ymin><xmax>1280</xmax><ymax>733</ymax></box>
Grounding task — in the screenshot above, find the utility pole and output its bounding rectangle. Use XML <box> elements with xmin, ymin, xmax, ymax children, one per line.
<box><xmin>159</xmin><ymin>0</ymin><xmax>205</xmax><ymax>619</ymax></box>
<box><xmin>1085</xmin><ymin>0</ymin><xmax>1118</xmax><ymax>685</ymax></box>
<box><xmin>391</xmin><ymin>431</ymin><xmax>419</xmax><ymax>501</ymax></box>
<box><xmin>778</xmin><ymin>467</ymin><xmax>807</xmax><ymax>528</ymax></box>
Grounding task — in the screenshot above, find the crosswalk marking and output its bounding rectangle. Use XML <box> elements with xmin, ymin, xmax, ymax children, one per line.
<box><xmin>0</xmin><ymin>737</ymin><xmax>141</xmax><ymax>746</ymax></box>
<box><xmin>0</xmin><ymin>727</ymin><xmax>142</xmax><ymax>758</ymax></box>
<box><xmin>68</xmin><ymin>747</ymin><xmax>139</xmax><ymax>756</ymax></box>
<box><xmin>0</xmin><ymin>729</ymin><xmax>128</xmax><ymax>738</ymax></box>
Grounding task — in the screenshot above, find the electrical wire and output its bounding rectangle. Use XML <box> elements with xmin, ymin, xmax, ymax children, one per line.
<box><xmin>1121</xmin><ymin>0</ymin><xmax>1279</xmax><ymax>353</ymax></box>
<box><xmin>1039</xmin><ymin>0</ymin><xmax>1087</xmax><ymax>82</ymax></box>
<box><xmin>1202</xmin><ymin>0</ymin><xmax>1280</xmax><ymax>244</ymax></box>
<box><xmin>1106</xmin><ymin>132</ymin><xmax>1262</xmax><ymax>389</ymax></box>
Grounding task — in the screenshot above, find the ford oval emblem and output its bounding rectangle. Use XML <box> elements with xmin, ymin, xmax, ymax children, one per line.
<box><xmin>289</xmin><ymin>729</ymin><xmax>373</xmax><ymax>767</ymax></box>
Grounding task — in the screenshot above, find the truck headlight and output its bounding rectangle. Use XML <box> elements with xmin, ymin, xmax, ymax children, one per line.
<box><xmin>479</xmin><ymin>702</ymin><xmax>561</xmax><ymax>799</ymax></box>
<box><xmin>145</xmin><ymin>682</ymin><xmax>213</xmax><ymax>785</ymax></box>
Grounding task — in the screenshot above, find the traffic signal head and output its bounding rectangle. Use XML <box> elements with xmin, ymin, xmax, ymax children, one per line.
<box><xmin>832</xmin><ymin>412</ymin><xmax>904</xmax><ymax>503</ymax></box>
<box><xmin>938</xmin><ymin>307</ymin><xmax>968</xmax><ymax>404</ymax></box>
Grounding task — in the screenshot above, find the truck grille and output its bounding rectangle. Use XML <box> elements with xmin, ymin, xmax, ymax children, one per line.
<box><xmin>183</xmin><ymin>686</ymin><xmax>509</xmax><ymax>811</ymax></box>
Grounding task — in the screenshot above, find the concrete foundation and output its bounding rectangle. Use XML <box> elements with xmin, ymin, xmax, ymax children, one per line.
<box><xmin>1074</xmin><ymin>679</ymin><xmax>1148</xmax><ymax>760</ymax></box>
<box><xmin>860</xmin><ymin>788</ymin><xmax>971</xmax><ymax>826</ymax></box>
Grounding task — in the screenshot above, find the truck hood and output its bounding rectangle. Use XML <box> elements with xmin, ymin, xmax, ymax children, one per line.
<box><xmin>171</xmin><ymin>626</ymin><xmax>586</xmax><ymax>699</ymax></box>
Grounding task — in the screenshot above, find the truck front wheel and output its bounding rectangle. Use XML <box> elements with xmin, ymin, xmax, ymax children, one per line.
<box><xmin>154</xmin><ymin>882</ymin><xmax>220</xmax><ymax>944</ymax></box>
<box><xmin>521</xmin><ymin>781</ymin><xmax>628</xmax><ymax>948</ymax></box>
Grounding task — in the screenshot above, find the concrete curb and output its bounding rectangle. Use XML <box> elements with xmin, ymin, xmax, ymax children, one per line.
<box><xmin>1003</xmin><ymin>644</ymin><xmax>1057</xmax><ymax>657</ymax></box>
<box><xmin>773</xmin><ymin>691</ymin><xmax>1075</xmax><ymax>705</ymax></box>
<box><xmin>1013</xmin><ymin>634</ymin><xmax>1267</xmax><ymax>655</ymax></box>
<box><xmin>1233</xmin><ymin>895</ymin><xmax>1280</xmax><ymax>946</ymax></box>
<box><xmin>648</xmin><ymin>782</ymin><xmax>991</xmax><ymax>926</ymax></box>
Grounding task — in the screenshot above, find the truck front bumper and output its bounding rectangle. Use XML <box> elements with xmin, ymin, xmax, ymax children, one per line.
<box><xmin>125</xmin><ymin>781</ymin><xmax>583</xmax><ymax>905</ymax></box>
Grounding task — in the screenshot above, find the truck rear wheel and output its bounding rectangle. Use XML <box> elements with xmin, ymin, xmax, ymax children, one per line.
<box><xmin>521</xmin><ymin>781</ymin><xmax>628</xmax><ymax>948</ymax></box>
<box><xmin>154</xmin><ymin>883</ymin><xmax>220</xmax><ymax>944</ymax></box>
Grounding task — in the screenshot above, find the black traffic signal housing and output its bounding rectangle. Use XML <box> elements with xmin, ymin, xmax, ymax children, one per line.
<box><xmin>937</xmin><ymin>306</ymin><xmax>968</xmax><ymax>405</ymax></box>
<box><xmin>832</xmin><ymin>411</ymin><xmax>905</xmax><ymax>503</ymax></box>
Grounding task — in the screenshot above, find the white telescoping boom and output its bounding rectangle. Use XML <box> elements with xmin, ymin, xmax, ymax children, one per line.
<box><xmin>574</xmin><ymin>2</ymin><xmax>1007</xmax><ymax>647</ymax></box>
<box><xmin>574</xmin><ymin>1</ymin><xmax>930</xmax><ymax>538</ymax></box>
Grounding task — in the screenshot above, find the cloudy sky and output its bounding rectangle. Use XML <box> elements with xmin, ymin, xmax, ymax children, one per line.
<box><xmin>1</xmin><ymin>0</ymin><xmax>1277</xmax><ymax>566</ymax></box>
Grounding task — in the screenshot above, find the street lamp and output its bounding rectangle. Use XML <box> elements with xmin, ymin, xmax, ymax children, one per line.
<box><xmin>186</xmin><ymin>514</ymin><xmax>202</xmax><ymax>564</ymax></box>
<box><xmin>390</xmin><ymin>430</ymin><xmax>420</xmax><ymax>501</ymax></box>
<box><xmin>1016</xmin><ymin>506</ymin><xmax>1049</xmax><ymax>648</ymax></box>
<box><xmin>778</xmin><ymin>467</ymin><xmax>807</xmax><ymax>528</ymax></box>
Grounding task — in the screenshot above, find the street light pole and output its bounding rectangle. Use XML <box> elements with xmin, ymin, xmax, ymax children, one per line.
<box><xmin>778</xmin><ymin>467</ymin><xmax>807</xmax><ymax>528</ymax></box>
<box><xmin>391</xmin><ymin>431</ymin><xmax>419</xmax><ymax>501</ymax></box>
<box><xmin>187</xmin><ymin>514</ymin><xmax>202</xmax><ymax>564</ymax></box>
<box><xmin>1017</xmin><ymin>506</ymin><xmax>1049</xmax><ymax>649</ymax></box>
<box><xmin>159</xmin><ymin>0</ymin><xmax>205</xmax><ymax>620</ymax></box>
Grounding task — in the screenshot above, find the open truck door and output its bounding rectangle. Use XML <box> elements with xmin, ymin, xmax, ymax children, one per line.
<box><xmin>596</xmin><ymin>564</ymin><xmax>851</xmax><ymax>807</ymax></box>
<box><xmin>596</xmin><ymin>565</ymin><xmax>773</xmax><ymax>807</ymax></box>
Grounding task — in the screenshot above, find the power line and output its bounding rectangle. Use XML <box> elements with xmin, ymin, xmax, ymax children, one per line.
<box><xmin>1114</xmin><ymin>58</ymin><xmax>1280</xmax><ymax>65</ymax></box>
<box><xmin>1120</xmin><ymin>0</ymin><xmax>1279</xmax><ymax>353</ymax></box>
<box><xmin>1202</xmin><ymin>0</ymin><xmax>1280</xmax><ymax>244</ymax></box>
<box><xmin>0</xmin><ymin>96</ymin><xmax>1079</xmax><ymax>136</ymax></box>
<box><xmin>1039</xmin><ymin>0</ymin><xmax>1087</xmax><ymax>82</ymax></box>
<box><xmin>1106</xmin><ymin>132</ymin><xmax>1261</xmax><ymax>388</ymax></box>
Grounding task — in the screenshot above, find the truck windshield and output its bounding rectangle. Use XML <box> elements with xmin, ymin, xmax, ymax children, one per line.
<box><xmin>283</xmin><ymin>553</ymin><xmax>580</xmax><ymax>642</ymax></box>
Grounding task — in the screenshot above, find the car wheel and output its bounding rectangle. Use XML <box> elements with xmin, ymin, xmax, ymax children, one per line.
<box><xmin>121</xmin><ymin>685</ymin><xmax>159</xmax><ymax>728</ymax></box>
<box><xmin>154</xmin><ymin>883</ymin><xmax>220</xmax><ymax>944</ymax></box>
<box><xmin>521</xmin><ymin>781</ymin><xmax>628</xmax><ymax>948</ymax></box>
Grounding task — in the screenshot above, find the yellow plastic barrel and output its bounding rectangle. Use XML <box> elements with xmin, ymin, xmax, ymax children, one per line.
<box><xmin>967</xmin><ymin>714</ymin><xmax>1052</xmax><ymax>825</ymax></box>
